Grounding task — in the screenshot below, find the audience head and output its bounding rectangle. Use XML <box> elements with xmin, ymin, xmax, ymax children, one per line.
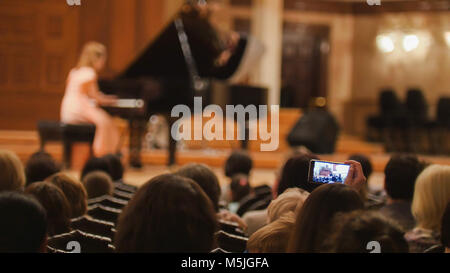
<box><xmin>267</xmin><ymin>188</ymin><xmax>309</xmax><ymax>223</ymax></box>
<box><xmin>82</xmin><ymin>171</ymin><xmax>114</xmax><ymax>199</ymax></box>
<box><xmin>176</xmin><ymin>163</ymin><xmax>221</xmax><ymax>211</ymax></box>
<box><xmin>287</xmin><ymin>183</ymin><xmax>364</xmax><ymax>252</ymax></box>
<box><xmin>115</xmin><ymin>174</ymin><xmax>217</xmax><ymax>252</ymax></box>
<box><xmin>247</xmin><ymin>214</ymin><xmax>295</xmax><ymax>253</ymax></box>
<box><xmin>441</xmin><ymin>202</ymin><xmax>450</xmax><ymax>252</ymax></box>
<box><xmin>348</xmin><ymin>154</ymin><xmax>373</xmax><ymax>179</ymax></box>
<box><xmin>324</xmin><ymin>210</ymin><xmax>409</xmax><ymax>253</ymax></box>
<box><xmin>411</xmin><ymin>164</ymin><xmax>450</xmax><ymax>232</ymax></box>
<box><xmin>46</xmin><ymin>173</ymin><xmax>88</xmax><ymax>218</ymax></box>
<box><xmin>384</xmin><ymin>154</ymin><xmax>423</xmax><ymax>201</ymax></box>
<box><xmin>224</xmin><ymin>150</ymin><xmax>253</xmax><ymax>178</ymax></box>
<box><xmin>102</xmin><ymin>154</ymin><xmax>124</xmax><ymax>181</ymax></box>
<box><xmin>25</xmin><ymin>182</ymin><xmax>71</xmax><ymax>236</ymax></box>
<box><xmin>81</xmin><ymin>156</ymin><xmax>112</xmax><ymax>181</ymax></box>
<box><xmin>276</xmin><ymin>153</ymin><xmax>319</xmax><ymax>196</ymax></box>
<box><xmin>25</xmin><ymin>151</ymin><xmax>60</xmax><ymax>186</ymax></box>
<box><xmin>0</xmin><ymin>191</ymin><xmax>47</xmax><ymax>252</ymax></box>
<box><xmin>229</xmin><ymin>174</ymin><xmax>251</xmax><ymax>203</ymax></box>
<box><xmin>0</xmin><ymin>149</ymin><xmax>25</xmax><ymax>192</ymax></box>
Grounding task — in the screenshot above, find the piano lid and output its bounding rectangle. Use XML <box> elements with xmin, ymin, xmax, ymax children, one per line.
<box><xmin>119</xmin><ymin>2</ymin><xmax>264</xmax><ymax>83</ymax></box>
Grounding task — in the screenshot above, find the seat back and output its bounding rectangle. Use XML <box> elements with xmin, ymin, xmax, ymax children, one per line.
<box><xmin>405</xmin><ymin>88</ymin><xmax>428</xmax><ymax>123</ymax></box>
<box><xmin>87</xmin><ymin>204</ymin><xmax>122</xmax><ymax>224</ymax></box>
<box><xmin>71</xmin><ymin>215</ymin><xmax>115</xmax><ymax>240</ymax></box>
<box><xmin>215</xmin><ymin>230</ymin><xmax>248</xmax><ymax>253</ymax></box>
<box><xmin>436</xmin><ymin>97</ymin><xmax>450</xmax><ymax>126</ymax></box>
<box><xmin>88</xmin><ymin>195</ymin><xmax>128</xmax><ymax>209</ymax></box>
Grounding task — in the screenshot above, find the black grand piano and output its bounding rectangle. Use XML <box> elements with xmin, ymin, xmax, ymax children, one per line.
<box><xmin>99</xmin><ymin>2</ymin><xmax>267</xmax><ymax>167</ymax></box>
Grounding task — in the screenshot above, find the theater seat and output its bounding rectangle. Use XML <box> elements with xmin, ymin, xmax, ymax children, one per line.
<box><xmin>215</xmin><ymin>230</ymin><xmax>248</xmax><ymax>253</ymax></box>
<box><xmin>70</xmin><ymin>215</ymin><xmax>115</xmax><ymax>240</ymax></box>
<box><xmin>37</xmin><ymin>121</ymin><xmax>96</xmax><ymax>168</ymax></box>
<box><xmin>87</xmin><ymin>204</ymin><xmax>121</xmax><ymax>224</ymax></box>
<box><xmin>47</xmin><ymin>229</ymin><xmax>114</xmax><ymax>253</ymax></box>
<box><xmin>88</xmin><ymin>195</ymin><xmax>128</xmax><ymax>210</ymax></box>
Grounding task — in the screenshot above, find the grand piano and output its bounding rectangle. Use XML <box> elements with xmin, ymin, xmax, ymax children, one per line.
<box><xmin>99</xmin><ymin>2</ymin><xmax>267</xmax><ymax>167</ymax></box>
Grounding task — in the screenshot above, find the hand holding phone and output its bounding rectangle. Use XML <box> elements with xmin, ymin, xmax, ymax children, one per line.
<box><xmin>343</xmin><ymin>160</ymin><xmax>367</xmax><ymax>191</ymax></box>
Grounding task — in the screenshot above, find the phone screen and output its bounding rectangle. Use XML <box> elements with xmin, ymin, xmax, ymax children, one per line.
<box><xmin>310</xmin><ymin>160</ymin><xmax>350</xmax><ymax>184</ymax></box>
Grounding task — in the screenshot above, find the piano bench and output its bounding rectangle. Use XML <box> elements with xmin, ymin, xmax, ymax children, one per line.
<box><xmin>37</xmin><ymin>121</ymin><xmax>96</xmax><ymax>169</ymax></box>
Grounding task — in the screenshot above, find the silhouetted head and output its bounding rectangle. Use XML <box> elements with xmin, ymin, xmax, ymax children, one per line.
<box><xmin>115</xmin><ymin>174</ymin><xmax>217</xmax><ymax>252</ymax></box>
<box><xmin>176</xmin><ymin>163</ymin><xmax>221</xmax><ymax>211</ymax></box>
<box><xmin>384</xmin><ymin>154</ymin><xmax>424</xmax><ymax>201</ymax></box>
<box><xmin>25</xmin><ymin>151</ymin><xmax>61</xmax><ymax>186</ymax></box>
<box><xmin>25</xmin><ymin>182</ymin><xmax>71</xmax><ymax>236</ymax></box>
<box><xmin>0</xmin><ymin>191</ymin><xmax>47</xmax><ymax>252</ymax></box>
<box><xmin>224</xmin><ymin>150</ymin><xmax>253</xmax><ymax>178</ymax></box>
<box><xmin>287</xmin><ymin>183</ymin><xmax>364</xmax><ymax>253</ymax></box>
<box><xmin>276</xmin><ymin>153</ymin><xmax>319</xmax><ymax>196</ymax></box>
<box><xmin>82</xmin><ymin>171</ymin><xmax>114</xmax><ymax>199</ymax></box>
<box><xmin>324</xmin><ymin>210</ymin><xmax>409</xmax><ymax>253</ymax></box>
<box><xmin>46</xmin><ymin>173</ymin><xmax>87</xmax><ymax>218</ymax></box>
<box><xmin>81</xmin><ymin>156</ymin><xmax>112</xmax><ymax>181</ymax></box>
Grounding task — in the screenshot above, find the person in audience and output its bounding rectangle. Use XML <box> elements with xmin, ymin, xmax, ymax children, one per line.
<box><xmin>224</xmin><ymin>150</ymin><xmax>253</xmax><ymax>178</ymax></box>
<box><xmin>0</xmin><ymin>191</ymin><xmax>47</xmax><ymax>253</ymax></box>
<box><xmin>81</xmin><ymin>156</ymin><xmax>113</xmax><ymax>181</ymax></box>
<box><xmin>82</xmin><ymin>171</ymin><xmax>114</xmax><ymax>199</ymax></box>
<box><xmin>45</xmin><ymin>172</ymin><xmax>88</xmax><ymax>218</ymax></box>
<box><xmin>267</xmin><ymin>188</ymin><xmax>309</xmax><ymax>223</ymax></box>
<box><xmin>274</xmin><ymin>153</ymin><xmax>319</xmax><ymax>197</ymax></box>
<box><xmin>441</xmin><ymin>202</ymin><xmax>450</xmax><ymax>253</ymax></box>
<box><xmin>176</xmin><ymin>163</ymin><xmax>247</xmax><ymax>231</ymax></box>
<box><xmin>244</xmin><ymin>187</ymin><xmax>309</xmax><ymax>237</ymax></box>
<box><xmin>220</xmin><ymin>150</ymin><xmax>253</xmax><ymax>205</ymax></box>
<box><xmin>229</xmin><ymin>174</ymin><xmax>252</xmax><ymax>203</ymax></box>
<box><xmin>0</xmin><ymin>149</ymin><xmax>26</xmax><ymax>192</ymax></box>
<box><xmin>287</xmin><ymin>183</ymin><xmax>365</xmax><ymax>252</ymax></box>
<box><xmin>60</xmin><ymin>41</ymin><xmax>120</xmax><ymax>157</ymax></box>
<box><xmin>25</xmin><ymin>182</ymin><xmax>71</xmax><ymax>236</ymax></box>
<box><xmin>25</xmin><ymin>151</ymin><xmax>61</xmax><ymax>186</ymax></box>
<box><xmin>102</xmin><ymin>153</ymin><xmax>124</xmax><ymax>181</ymax></box>
<box><xmin>115</xmin><ymin>174</ymin><xmax>217</xmax><ymax>252</ymax></box>
<box><xmin>247</xmin><ymin>213</ymin><xmax>295</xmax><ymax>253</ymax></box>
<box><xmin>379</xmin><ymin>154</ymin><xmax>423</xmax><ymax>231</ymax></box>
<box><xmin>176</xmin><ymin>163</ymin><xmax>221</xmax><ymax>212</ymax></box>
<box><xmin>243</xmin><ymin>153</ymin><xmax>322</xmax><ymax>237</ymax></box>
<box><xmin>405</xmin><ymin>164</ymin><xmax>450</xmax><ymax>253</ymax></box>
<box><xmin>323</xmin><ymin>210</ymin><xmax>409</xmax><ymax>253</ymax></box>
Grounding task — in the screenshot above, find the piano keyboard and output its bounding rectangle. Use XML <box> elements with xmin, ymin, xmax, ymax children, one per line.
<box><xmin>113</xmin><ymin>99</ymin><xmax>145</xmax><ymax>109</ymax></box>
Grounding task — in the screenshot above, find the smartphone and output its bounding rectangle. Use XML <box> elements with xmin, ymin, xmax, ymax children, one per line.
<box><xmin>308</xmin><ymin>160</ymin><xmax>351</xmax><ymax>184</ymax></box>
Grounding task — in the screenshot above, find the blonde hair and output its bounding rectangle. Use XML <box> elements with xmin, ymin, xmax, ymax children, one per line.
<box><xmin>77</xmin><ymin>41</ymin><xmax>106</xmax><ymax>69</ymax></box>
<box><xmin>0</xmin><ymin>150</ymin><xmax>25</xmax><ymax>192</ymax></box>
<box><xmin>267</xmin><ymin>188</ymin><xmax>309</xmax><ymax>223</ymax></box>
<box><xmin>247</xmin><ymin>213</ymin><xmax>296</xmax><ymax>253</ymax></box>
<box><xmin>411</xmin><ymin>164</ymin><xmax>450</xmax><ymax>231</ymax></box>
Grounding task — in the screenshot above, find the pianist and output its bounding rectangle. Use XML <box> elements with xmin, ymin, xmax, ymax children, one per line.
<box><xmin>60</xmin><ymin>42</ymin><xmax>120</xmax><ymax>157</ymax></box>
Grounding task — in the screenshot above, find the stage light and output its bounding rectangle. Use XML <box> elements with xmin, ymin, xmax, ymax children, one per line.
<box><xmin>444</xmin><ymin>31</ymin><xmax>450</xmax><ymax>47</ymax></box>
<box><xmin>376</xmin><ymin>34</ymin><xmax>395</xmax><ymax>53</ymax></box>
<box><xmin>403</xmin><ymin>34</ymin><xmax>419</xmax><ymax>52</ymax></box>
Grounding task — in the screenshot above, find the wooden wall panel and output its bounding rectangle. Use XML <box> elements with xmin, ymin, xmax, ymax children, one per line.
<box><xmin>0</xmin><ymin>0</ymin><xmax>166</xmax><ymax>130</ymax></box>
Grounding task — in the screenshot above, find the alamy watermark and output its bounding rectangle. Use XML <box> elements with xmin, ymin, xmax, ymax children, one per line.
<box><xmin>171</xmin><ymin>97</ymin><xmax>279</xmax><ymax>152</ymax></box>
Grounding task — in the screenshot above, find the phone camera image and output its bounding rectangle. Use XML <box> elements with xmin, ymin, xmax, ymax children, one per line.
<box><xmin>312</xmin><ymin>161</ymin><xmax>350</xmax><ymax>184</ymax></box>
